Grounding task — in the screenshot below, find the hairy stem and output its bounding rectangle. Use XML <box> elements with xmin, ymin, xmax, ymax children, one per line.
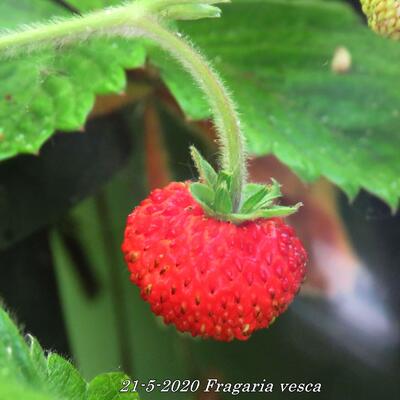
<box><xmin>0</xmin><ymin>3</ymin><xmax>144</xmax><ymax>51</ymax></box>
<box><xmin>0</xmin><ymin>0</ymin><xmax>246</xmax><ymax>209</ymax></box>
<box><xmin>0</xmin><ymin>1</ymin><xmax>223</xmax><ymax>54</ymax></box>
<box><xmin>135</xmin><ymin>17</ymin><xmax>246</xmax><ymax>209</ymax></box>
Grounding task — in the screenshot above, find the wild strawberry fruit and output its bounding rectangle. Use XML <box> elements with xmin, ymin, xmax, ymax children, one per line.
<box><xmin>360</xmin><ymin>0</ymin><xmax>400</xmax><ymax>39</ymax></box>
<box><xmin>122</xmin><ymin>149</ymin><xmax>307</xmax><ymax>341</ymax></box>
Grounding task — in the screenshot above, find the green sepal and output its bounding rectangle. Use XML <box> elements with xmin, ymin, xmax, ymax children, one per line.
<box><xmin>240</xmin><ymin>179</ymin><xmax>280</xmax><ymax>212</ymax></box>
<box><xmin>214</xmin><ymin>181</ymin><xmax>233</xmax><ymax>213</ymax></box>
<box><xmin>190</xmin><ymin>182</ymin><xmax>214</xmax><ymax>208</ymax></box>
<box><xmin>189</xmin><ymin>150</ymin><xmax>301</xmax><ymax>224</ymax></box>
<box><xmin>229</xmin><ymin>203</ymin><xmax>303</xmax><ymax>223</ymax></box>
<box><xmin>240</xmin><ymin>186</ymin><xmax>269</xmax><ymax>213</ymax></box>
<box><xmin>161</xmin><ymin>4</ymin><xmax>222</xmax><ymax>20</ymax></box>
<box><xmin>215</xmin><ymin>170</ymin><xmax>233</xmax><ymax>191</ymax></box>
<box><xmin>242</xmin><ymin>183</ymin><xmax>269</xmax><ymax>201</ymax></box>
<box><xmin>190</xmin><ymin>146</ymin><xmax>218</xmax><ymax>187</ymax></box>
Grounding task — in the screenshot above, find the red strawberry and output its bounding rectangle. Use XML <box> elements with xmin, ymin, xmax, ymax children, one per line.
<box><xmin>122</xmin><ymin>181</ymin><xmax>307</xmax><ymax>341</ymax></box>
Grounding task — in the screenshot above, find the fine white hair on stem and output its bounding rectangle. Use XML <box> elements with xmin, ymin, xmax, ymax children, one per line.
<box><xmin>0</xmin><ymin>10</ymin><xmax>139</xmax><ymax>59</ymax></box>
<box><xmin>140</xmin><ymin>25</ymin><xmax>248</xmax><ymax>183</ymax></box>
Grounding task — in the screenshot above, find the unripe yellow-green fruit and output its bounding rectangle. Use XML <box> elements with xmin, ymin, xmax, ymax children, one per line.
<box><xmin>360</xmin><ymin>0</ymin><xmax>400</xmax><ymax>39</ymax></box>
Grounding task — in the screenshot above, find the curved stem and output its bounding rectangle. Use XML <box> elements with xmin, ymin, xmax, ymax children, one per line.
<box><xmin>0</xmin><ymin>0</ymin><xmax>246</xmax><ymax>209</ymax></box>
<box><xmin>135</xmin><ymin>17</ymin><xmax>246</xmax><ymax>209</ymax></box>
<box><xmin>0</xmin><ymin>3</ymin><xmax>145</xmax><ymax>51</ymax></box>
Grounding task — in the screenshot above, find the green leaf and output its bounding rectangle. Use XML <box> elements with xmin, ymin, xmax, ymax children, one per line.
<box><xmin>67</xmin><ymin>0</ymin><xmax>122</xmax><ymax>12</ymax></box>
<box><xmin>0</xmin><ymin>307</ymin><xmax>41</xmax><ymax>386</ymax></box>
<box><xmin>27</xmin><ymin>335</ymin><xmax>48</xmax><ymax>381</ymax></box>
<box><xmin>0</xmin><ymin>378</ymin><xmax>52</xmax><ymax>400</ymax></box>
<box><xmin>154</xmin><ymin>0</ymin><xmax>400</xmax><ymax>210</ymax></box>
<box><xmin>190</xmin><ymin>145</ymin><xmax>218</xmax><ymax>187</ymax></box>
<box><xmin>0</xmin><ymin>1</ymin><xmax>143</xmax><ymax>160</ymax></box>
<box><xmin>0</xmin><ymin>19</ymin><xmax>145</xmax><ymax>160</ymax></box>
<box><xmin>87</xmin><ymin>373</ymin><xmax>139</xmax><ymax>400</ymax></box>
<box><xmin>47</xmin><ymin>354</ymin><xmax>86</xmax><ymax>400</ymax></box>
<box><xmin>0</xmin><ymin>304</ymin><xmax>141</xmax><ymax>400</ymax></box>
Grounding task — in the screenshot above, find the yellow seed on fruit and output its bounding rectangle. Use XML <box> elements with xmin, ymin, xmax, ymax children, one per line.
<box><xmin>144</xmin><ymin>284</ymin><xmax>152</xmax><ymax>296</ymax></box>
<box><xmin>242</xmin><ymin>324</ymin><xmax>250</xmax><ymax>335</ymax></box>
<box><xmin>128</xmin><ymin>251</ymin><xmax>140</xmax><ymax>262</ymax></box>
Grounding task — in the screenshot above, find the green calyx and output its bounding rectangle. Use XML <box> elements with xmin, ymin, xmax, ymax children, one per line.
<box><xmin>190</xmin><ymin>146</ymin><xmax>302</xmax><ymax>224</ymax></box>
